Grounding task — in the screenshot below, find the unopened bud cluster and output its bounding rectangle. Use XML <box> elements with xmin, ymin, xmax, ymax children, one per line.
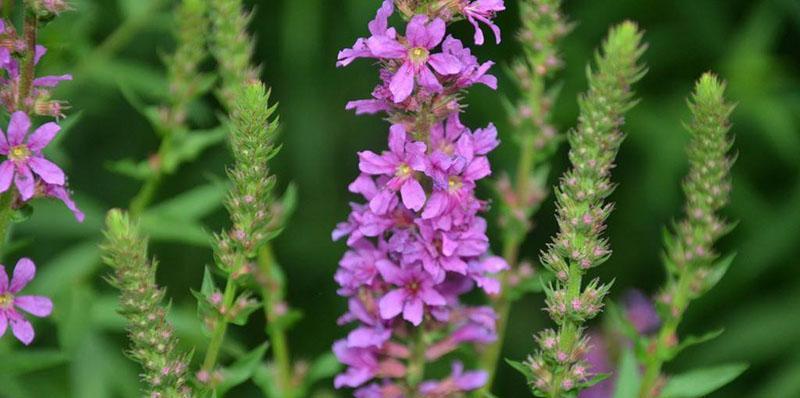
<box><xmin>529</xmin><ymin>22</ymin><xmax>646</xmax><ymax>396</ymax></box>
<box><xmin>102</xmin><ymin>210</ymin><xmax>193</xmax><ymax>398</ymax></box>
<box><xmin>214</xmin><ymin>82</ymin><xmax>279</xmax><ymax>272</ymax></box>
<box><xmin>660</xmin><ymin>74</ymin><xmax>735</xmax><ymax>320</ymax></box>
<box><xmin>209</xmin><ymin>0</ymin><xmax>259</xmax><ymax>109</ymax></box>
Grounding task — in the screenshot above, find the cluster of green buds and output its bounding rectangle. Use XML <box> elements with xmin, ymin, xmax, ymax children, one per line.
<box><xmin>639</xmin><ymin>73</ymin><xmax>736</xmax><ymax>397</ymax></box>
<box><xmin>526</xmin><ymin>21</ymin><xmax>647</xmax><ymax>397</ymax></box>
<box><xmin>102</xmin><ymin>210</ymin><xmax>193</xmax><ymax>398</ymax></box>
<box><xmin>209</xmin><ymin>0</ymin><xmax>259</xmax><ymax>110</ymax></box>
<box><xmin>25</xmin><ymin>0</ymin><xmax>71</xmax><ymax>20</ymax></box>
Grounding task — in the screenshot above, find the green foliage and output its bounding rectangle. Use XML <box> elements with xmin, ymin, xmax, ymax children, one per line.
<box><xmin>659</xmin><ymin>363</ymin><xmax>748</xmax><ymax>398</ymax></box>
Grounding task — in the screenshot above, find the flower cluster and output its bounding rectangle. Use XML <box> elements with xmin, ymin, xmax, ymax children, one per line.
<box><xmin>0</xmin><ymin>258</ymin><xmax>53</xmax><ymax>345</ymax></box>
<box><xmin>333</xmin><ymin>1</ymin><xmax>507</xmax><ymax>395</ymax></box>
<box><xmin>0</xmin><ymin>15</ymin><xmax>82</xmax><ymax>221</ymax></box>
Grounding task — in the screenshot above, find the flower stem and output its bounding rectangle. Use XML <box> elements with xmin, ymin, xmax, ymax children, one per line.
<box><xmin>202</xmin><ymin>275</ymin><xmax>238</xmax><ymax>372</ymax></box>
<box><xmin>258</xmin><ymin>245</ymin><xmax>294</xmax><ymax>397</ymax></box>
<box><xmin>407</xmin><ymin>327</ymin><xmax>427</xmax><ymax>396</ymax></box>
<box><xmin>18</xmin><ymin>11</ymin><xmax>37</xmax><ymax>110</ymax></box>
<box><xmin>0</xmin><ymin>191</ymin><xmax>16</xmax><ymax>256</ymax></box>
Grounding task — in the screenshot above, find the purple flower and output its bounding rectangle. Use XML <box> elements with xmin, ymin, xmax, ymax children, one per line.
<box><xmin>419</xmin><ymin>361</ymin><xmax>488</xmax><ymax>396</ymax></box>
<box><xmin>358</xmin><ymin>124</ymin><xmax>427</xmax><ymax>213</ymax></box>
<box><xmin>461</xmin><ymin>0</ymin><xmax>505</xmax><ymax>45</ymax></box>
<box><xmin>0</xmin><ymin>111</ymin><xmax>64</xmax><ymax>200</ymax></box>
<box><xmin>40</xmin><ymin>182</ymin><xmax>85</xmax><ymax>222</ymax></box>
<box><xmin>0</xmin><ymin>258</ymin><xmax>53</xmax><ymax>345</ymax></box>
<box><xmin>377</xmin><ymin>260</ymin><xmax>446</xmax><ymax>326</ymax></box>
<box><xmin>624</xmin><ymin>290</ymin><xmax>661</xmax><ymax>335</ymax></box>
<box><xmin>442</xmin><ymin>35</ymin><xmax>498</xmax><ymax>89</ymax></box>
<box><xmin>337</xmin><ymin>0</ymin><xmax>396</xmax><ymax>67</ymax></box>
<box><xmin>366</xmin><ymin>15</ymin><xmax>462</xmax><ymax>102</ymax></box>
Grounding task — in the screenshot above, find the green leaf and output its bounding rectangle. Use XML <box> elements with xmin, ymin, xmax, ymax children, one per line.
<box><xmin>253</xmin><ymin>364</ymin><xmax>281</xmax><ymax>398</ymax></box>
<box><xmin>216</xmin><ymin>343</ymin><xmax>269</xmax><ymax>395</ymax></box>
<box><xmin>702</xmin><ymin>253</ymin><xmax>736</xmax><ymax>293</ymax></box>
<box><xmin>162</xmin><ymin>128</ymin><xmax>227</xmax><ymax>173</ymax></box>
<box><xmin>29</xmin><ymin>241</ymin><xmax>102</xmax><ymax>295</ymax></box>
<box><xmin>305</xmin><ymin>353</ymin><xmax>342</xmax><ymax>387</ymax></box>
<box><xmin>671</xmin><ymin>329</ymin><xmax>725</xmax><ymax>359</ymax></box>
<box><xmin>505</xmin><ymin>358</ymin><xmax>534</xmax><ymax>379</ymax></box>
<box><xmin>146</xmin><ymin>182</ymin><xmax>227</xmax><ymax>221</ymax></box>
<box><xmin>107</xmin><ymin>158</ymin><xmax>155</xmax><ymax>180</ymax></box>
<box><xmin>612</xmin><ymin>347</ymin><xmax>641</xmax><ymax>398</ymax></box>
<box><xmin>139</xmin><ymin>214</ymin><xmax>211</xmax><ymax>246</ymax></box>
<box><xmin>660</xmin><ymin>363</ymin><xmax>748</xmax><ymax>398</ymax></box>
<box><xmin>118</xmin><ymin>81</ymin><xmax>165</xmax><ymax>134</ymax></box>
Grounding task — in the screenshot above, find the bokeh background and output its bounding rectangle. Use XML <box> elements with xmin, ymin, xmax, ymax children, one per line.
<box><xmin>0</xmin><ymin>0</ymin><xmax>798</xmax><ymax>397</ymax></box>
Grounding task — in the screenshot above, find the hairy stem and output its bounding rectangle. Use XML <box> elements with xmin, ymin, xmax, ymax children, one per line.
<box><xmin>259</xmin><ymin>245</ymin><xmax>293</xmax><ymax>397</ymax></box>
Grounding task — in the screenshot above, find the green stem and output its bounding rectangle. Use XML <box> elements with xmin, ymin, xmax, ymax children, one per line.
<box><xmin>258</xmin><ymin>245</ymin><xmax>294</xmax><ymax>397</ymax></box>
<box><xmin>129</xmin><ymin>175</ymin><xmax>162</xmax><ymax>217</ymax></box>
<box><xmin>407</xmin><ymin>327</ymin><xmax>427</xmax><ymax>396</ymax></box>
<box><xmin>202</xmin><ymin>275</ymin><xmax>238</xmax><ymax>372</ymax></box>
<box><xmin>478</xmin><ymin>235</ymin><xmax>520</xmax><ymax>393</ymax></box>
<box><xmin>18</xmin><ymin>11</ymin><xmax>37</xmax><ymax>110</ymax></box>
<box><xmin>479</xmin><ymin>131</ymin><xmax>538</xmax><ymax>393</ymax></box>
<box><xmin>0</xmin><ymin>191</ymin><xmax>17</xmax><ymax>257</ymax></box>
<box><xmin>638</xmin><ymin>273</ymin><xmax>691</xmax><ymax>397</ymax></box>
<box><xmin>2</xmin><ymin>0</ymin><xmax>12</xmax><ymax>19</ymax></box>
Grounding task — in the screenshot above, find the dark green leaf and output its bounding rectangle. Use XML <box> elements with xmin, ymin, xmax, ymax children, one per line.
<box><xmin>660</xmin><ymin>363</ymin><xmax>748</xmax><ymax>398</ymax></box>
<box><xmin>217</xmin><ymin>343</ymin><xmax>269</xmax><ymax>395</ymax></box>
<box><xmin>612</xmin><ymin>347</ymin><xmax>640</xmax><ymax>398</ymax></box>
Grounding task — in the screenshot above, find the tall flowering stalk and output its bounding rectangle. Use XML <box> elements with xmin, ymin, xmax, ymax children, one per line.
<box><xmin>638</xmin><ymin>74</ymin><xmax>736</xmax><ymax>397</ymax></box>
<box><xmin>521</xmin><ymin>22</ymin><xmax>647</xmax><ymax>397</ymax></box>
<box><xmin>200</xmin><ymin>81</ymin><xmax>279</xmax><ymax>377</ymax></box>
<box><xmin>483</xmin><ymin>0</ymin><xmax>569</xmax><ymax>390</ymax></box>
<box><xmin>102</xmin><ymin>210</ymin><xmax>193</xmax><ymax>398</ymax></box>
<box><xmin>333</xmin><ymin>0</ymin><xmax>507</xmax><ymax>395</ymax></box>
<box><xmin>207</xmin><ymin>1</ymin><xmax>301</xmax><ymax>395</ymax></box>
<box><xmin>0</xmin><ymin>0</ymin><xmax>81</xmax><ymax>346</ymax></box>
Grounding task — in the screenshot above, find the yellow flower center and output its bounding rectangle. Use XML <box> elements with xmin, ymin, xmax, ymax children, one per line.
<box><xmin>9</xmin><ymin>145</ymin><xmax>30</xmax><ymax>161</ymax></box>
<box><xmin>408</xmin><ymin>47</ymin><xmax>429</xmax><ymax>65</ymax></box>
<box><xmin>396</xmin><ymin>163</ymin><xmax>412</xmax><ymax>178</ymax></box>
<box><xmin>0</xmin><ymin>293</ymin><xmax>12</xmax><ymax>309</ymax></box>
<box><xmin>448</xmin><ymin>176</ymin><xmax>462</xmax><ymax>191</ymax></box>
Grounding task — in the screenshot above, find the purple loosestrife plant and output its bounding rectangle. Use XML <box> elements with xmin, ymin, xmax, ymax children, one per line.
<box><xmin>0</xmin><ymin>0</ymin><xmax>82</xmax><ymax>346</ymax></box>
<box><xmin>511</xmin><ymin>22</ymin><xmax>647</xmax><ymax>397</ymax></box>
<box><xmin>334</xmin><ymin>0</ymin><xmax>507</xmax><ymax>395</ymax></box>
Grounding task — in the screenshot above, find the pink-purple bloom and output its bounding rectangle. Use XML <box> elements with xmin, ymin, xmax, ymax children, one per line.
<box><xmin>461</xmin><ymin>0</ymin><xmax>505</xmax><ymax>45</ymax></box>
<box><xmin>334</xmin><ymin>2</ymin><xmax>505</xmax><ymax>395</ymax></box>
<box><xmin>0</xmin><ymin>111</ymin><xmax>64</xmax><ymax>200</ymax></box>
<box><xmin>0</xmin><ymin>258</ymin><xmax>53</xmax><ymax>345</ymax></box>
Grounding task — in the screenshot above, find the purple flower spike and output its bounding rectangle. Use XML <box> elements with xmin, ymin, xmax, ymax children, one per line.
<box><xmin>367</xmin><ymin>15</ymin><xmax>462</xmax><ymax>102</ymax></box>
<box><xmin>0</xmin><ymin>111</ymin><xmax>65</xmax><ymax>200</ymax></box>
<box><xmin>335</xmin><ymin>2</ymin><xmax>505</xmax><ymax>394</ymax></box>
<box><xmin>462</xmin><ymin>0</ymin><xmax>505</xmax><ymax>45</ymax></box>
<box><xmin>0</xmin><ymin>258</ymin><xmax>53</xmax><ymax>345</ymax></box>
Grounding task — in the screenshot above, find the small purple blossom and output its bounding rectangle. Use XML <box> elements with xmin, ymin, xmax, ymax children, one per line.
<box><xmin>377</xmin><ymin>260</ymin><xmax>446</xmax><ymax>326</ymax></box>
<box><xmin>419</xmin><ymin>362</ymin><xmax>488</xmax><ymax>396</ymax></box>
<box><xmin>366</xmin><ymin>15</ymin><xmax>461</xmax><ymax>102</ymax></box>
<box><xmin>0</xmin><ymin>111</ymin><xmax>64</xmax><ymax>200</ymax></box>
<box><xmin>0</xmin><ymin>258</ymin><xmax>53</xmax><ymax>345</ymax></box>
<box><xmin>461</xmin><ymin>0</ymin><xmax>505</xmax><ymax>45</ymax></box>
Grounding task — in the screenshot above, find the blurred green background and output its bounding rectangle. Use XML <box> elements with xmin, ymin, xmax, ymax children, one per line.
<box><xmin>0</xmin><ymin>0</ymin><xmax>798</xmax><ymax>397</ymax></box>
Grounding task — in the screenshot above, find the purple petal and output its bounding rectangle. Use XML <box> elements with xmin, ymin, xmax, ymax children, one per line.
<box><xmin>464</xmin><ymin>157</ymin><xmax>491</xmax><ymax>181</ymax></box>
<box><xmin>468</xmin><ymin>18</ymin><xmax>486</xmax><ymax>46</ymax></box>
<box><xmin>405</xmin><ymin>16</ymin><xmax>430</xmax><ymax>47</ymax></box>
<box><xmin>28</xmin><ymin>156</ymin><xmax>65</xmax><ymax>185</ymax></box>
<box><xmin>388</xmin><ymin>124</ymin><xmax>407</xmax><ymax>155</ymax></box>
<box><xmin>389</xmin><ymin>62</ymin><xmax>415</xmax><ymax>103</ymax></box>
<box><xmin>379</xmin><ymin>289</ymin><xmax>406</xmax><ymax>320</ymax></box>
<box><xmin>0</xmin><ymin>126</ymin><xmax>7</xmax><ymax>153</ymax></box>
<box><xmin>420</xmin><ymin>286</ymin><xmax>446</xmax><ymax>306</ymax></box>
<box><xmin>14</xmin><ymin>165</ymin><xmax>36</xmax><ymax>200</ymax></box>
<box><xmin>8</xmin><ymin>111</ymin><xmax>31</xmax><ymax>146</ymax></box>
<box><xmin>422</xmin><ymin>191</ymin><xmax>448</xmax><ymax>219</ymax></box>
<box><xmin>428</xmin><ymin>53</ymin><xmax>462</xmax><ymax>75</ymax></box>
<box><xmin>368</xmin><ymin>189</ymin><xmax>396</xmax><ymax>215</ymax></box>
<box><xmin>424</xmin><ymin>18</ymin><xmax>447</xmax><ymax>48</ymax></box>
<box><xmin>34</xmin><ymin>45</ymin><xmax>47</xmax><ymax>64</ymax></box>
<box><xmin>403</xmin><ymin>297</ymin><xmax>424</xmax><ymax>325</ymax></box>
<box><xmin>375</xmin><ymin>259</ymin><xmax>404</xmax><ymax>285</ymax></box>
<box><xmin>456</xmin><ymin>370</ymin><xmax>488</xmax><ymax>390</ymax></box>
<box><xmin>14</xmin><ymin>296</ymin><xmax>52</xmax><ymax>317</ymax></box>
<box><xmin>0</xmin><ymin>313</ymin><xmax>6</xmax><ymax>338</ymax></box>
<box><xmin>45</xmin><ymin>184</ymin><xmax>85</xmax><ymax>223</ymax></box>
<box><xmin>358</xmin><ymin>151</ymin><xmax>395</xmax><ymax>175</ymax></box>
<box><xmin>9</xmin><ymin>312</ymin><xmax>34</xmax><ymax>345</ymax></box>
<box><xmin>0</xmin><ymin>161</ymin><xmax>13</xmax><ymax>193</ymax></box>
<box><xmin>10</xmin><ymin>258</ymin><xmax>35</xmax><ymax>293</ymax></box>
<box><xmin>27</xmin><ymin>122</ymin><xmax>60</xmax><ymax>152</ymax></box>
<box><xmin>348</xmin><ymin>326</ymin><xmax>391</xmax><ymax>348</ymax></box>
<box><xmin>365</xmin><ymin>35</ymin><xmax>406</xmax><ymax>59</ymax></box>
<box><xmin>417</xmin><ymin>65</ymin><xmax>443</xmax><ymax>93</ymax></box>
<box><xmin>33</xmin><ymin>74</ymin><xmax>72</xmax><ymax>88</ymax></box>
<box><xmin>400</xmin><ymin>179</ymin><xmax>425</xmax><ymax>211</ymax></box>
<box><xmin>368</xmin><ymin>0</ymin><xmax>395</xmax><ymax>35</ymax></box>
